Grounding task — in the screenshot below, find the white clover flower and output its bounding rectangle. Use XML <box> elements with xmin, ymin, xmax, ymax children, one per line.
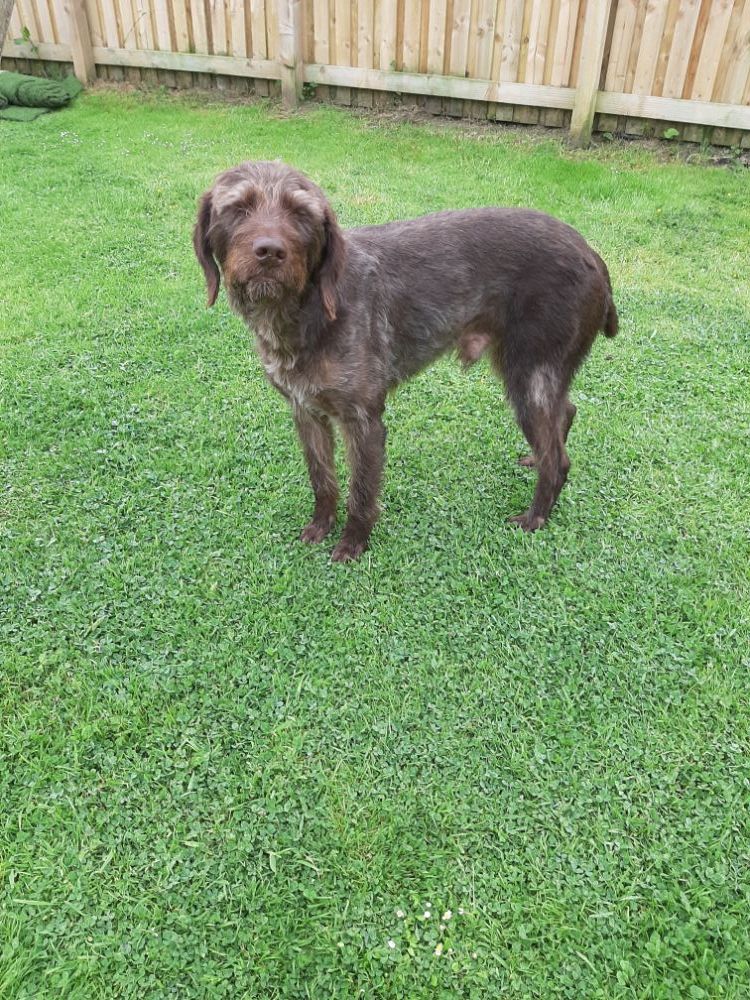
<box><xmin>472</xmin><ymin>951</ymin><xmax>478</xmax><ymax>959</ymax></box>
<box><xmin>396</xmin><ymin>909</ymin><xmax>405</xmax><ymax>919</ymax></box>
<box><xmin>458</xmin><ymin>908</ymin><xmax>465</xmax><ymax>915</ymax></box>
<box><xmin>434</xmin><ymin>942</ymin><xmax>443</xmax><ymax>957</ymax></box>
<box><xmin>439</xmin><ymin>923</ymin><xmax>446</xmax><ymax>932</ymax></box>
<box><xmin>442</xmin><ymin>910</ymin><xmax>452</xmax><ymax>921</ymax></box>
<box><xmin>423</xmin><ymin>910</ymin><xmax>431</xmax><ymax>919</ymax></box>
<box><xmin>387</xmin><ymin>939</ymin><xmax>396</xmax><ymax>950</ymax></box>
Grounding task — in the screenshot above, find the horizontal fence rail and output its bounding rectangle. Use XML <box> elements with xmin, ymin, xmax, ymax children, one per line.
<box><xmin>2</xmin><ymin>0</ymin><xmax>749</xmax><ymax>143</ymax></box>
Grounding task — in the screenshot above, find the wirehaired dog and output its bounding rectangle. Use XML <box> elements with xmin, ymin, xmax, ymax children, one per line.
<box><xmin>194</xmin><ymin>161</ymin><xmax>618</xmax><ymax>562</ymax></box>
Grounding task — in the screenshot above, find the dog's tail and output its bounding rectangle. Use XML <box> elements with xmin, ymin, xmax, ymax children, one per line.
<box><xmin>598</xmin><ymin>255</ymin><xmax>619</xmax><ymax>338</ymax></box>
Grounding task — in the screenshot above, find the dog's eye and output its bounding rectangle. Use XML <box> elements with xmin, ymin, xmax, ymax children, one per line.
<box><xmin>285</xmin><ymin>189</ymin><xmax>321</xmax><ymax>220</ymax></box>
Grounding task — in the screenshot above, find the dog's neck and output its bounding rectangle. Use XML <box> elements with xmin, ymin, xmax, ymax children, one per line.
<box><xmin>245</xmin><ymin>296</ymin><xmax>304</xmax><ymax>371</ymax></box>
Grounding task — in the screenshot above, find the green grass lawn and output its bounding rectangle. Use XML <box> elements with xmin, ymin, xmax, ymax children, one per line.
<box><xmin>1</xmin><ymin>89</ymin><xmax>749</xmax><ymax>998</ymax></box>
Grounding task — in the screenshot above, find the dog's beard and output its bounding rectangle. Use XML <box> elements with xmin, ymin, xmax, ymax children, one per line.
<box><xmin>227</xmin><ymin>277</ymin><xmax>286</xmax><ymax>318</ymax></box>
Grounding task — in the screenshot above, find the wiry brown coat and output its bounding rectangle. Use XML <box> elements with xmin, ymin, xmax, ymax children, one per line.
<box><xmin>194</xmin><ymin>161</ymin><xmax>618</xmax><ymax>561</ymax></box>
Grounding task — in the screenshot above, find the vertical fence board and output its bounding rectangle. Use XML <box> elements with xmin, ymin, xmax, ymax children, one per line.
<box><xmin>449</xmin><ymin>0</ymin><xmax>471</xmax><ymax>75</ymax></box>
<box><xmin>652</xmin><ymin>0</ymin><xmax>682</xmax><ymax>96</ymax></box>
<box><xmin>36</xmin><ymin>0</ymin><xmax>59</xmax><ymax>42</ymax></box>
<box><xmin>472</xmin><ymin>0</ymin><xmax>496</xmax><ymax>78</ymax></box>
<box><xmin>689</xmin><ymin>0</ymin><xmax>732</xmax><ymax>99</ymax></box>
<box><xmin>724</xmin><ymin>0</ymin><xmax>750</xmax><ymax>102</ymax></box>
<box><xmin>526</xmin><ymin>0</ymin><xmax>552</xmax><ymax>84</ymax></box>
<box><xmin>228</xmin><ymin>0</ymin><xmax>246</xmax><ymax>56</ymax></box>
<box><xmin>402</xmin><ymin>0</ymin><xmax>421</xmax><ymax>68</ymax></box>
<box><xmin>312</xmin><ymin>0</ymin><xmax>328</xmax><ymax>60</ymax></box>
<box><xmin>632</xmin><ymin>0</ymin><xmax>670</xmax><ymax>93</ymax></box>
<box><xmin>190</xmin><ymin>0</ymin><xmax>209</xmax><ymax>52</ymax></box>
<box><xmin>379</xmin><ymin>0</ymin><xmax>397</xmax><ymax>69</ymax></box>
<box><xmin>499</xmin><ymin>0</ymin><xmax>523</xmax><ymax>82</ymax></box>
<box><xmin>208</xmin><ymin>0</ymin><xmax>227</xmax><ymax>54</ymax></box>
<box><xmin>549</xmin><ymin>0</ymin><xmax>579</xmax><ymax>84</ymax></box>
<box><xmin>605</xmin><ymin>0</ymin><xmax>638</xmax><ymax>91</ymax></box>
<box><xmin>355</xmin><ymin>0</ymin><xmax>372</xmax><ymax>103</ymax></box>
<box><xmin>662</xmin><ymin>0</ymin><xmax>702</xmax><ymax>97</ymax></box>
<box><xmin>170</xmin><ymin>1</ymin><xmax>189</xmax><ymax>51</ymax></box>
<box><xmin>427</xmin><ymin>0</ymin><xmax>447</xmax><ymax>72</ymax></box>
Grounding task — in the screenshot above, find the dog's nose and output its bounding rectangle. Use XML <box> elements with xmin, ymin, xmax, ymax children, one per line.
<box><xmin>253</xmin><ymin>237</ymin><xmax>287</xmax><ymax>262</ymax></box>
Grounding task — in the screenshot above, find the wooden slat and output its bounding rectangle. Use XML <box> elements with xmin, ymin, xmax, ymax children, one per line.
<box><xmin>90</xmin><ymin>41</ymin><xmax>278</xmax><ymax>75</ymax></box>
<box><xmin>0</xmin><ymin>0</ymin><xmax>21</xmax><ymax>51</ymax></box>
<box><xmin>358</xmin><ymin>0</ymin><xmax>374</xmax><ymax>67</ymax></box>
<box><xmin>306</xmin><ymin>60</ymin><xmax>577</xmax><ymax>105</ymax></box>
<box><xmin>517</xmin><ymin>0</ymin><xmax>532</xmax><ymax>81</ymax></box>
<box><xmin>16</xmin><ymin>0</ymin><xmax>41</xmax><ymax>41</ymax></box>
<box><xmin>333</xmin><ymin>0</ymin><xmax>349</xmax><ymax>64</ymax></box>
<box><xmin>265</xmin><ymin>0</ymin><xmax>277</xmax><ymax>59</ymax></box>
<box><xmin>380</xmin><ymin>0</ymin><xmax>397</xmax><ymax>69</ymax></box>
<box><xmin>632</xmin><ymin>0</ymin><xmax>670</xmax><ymax>93</ymax></box>
<box><xmin>526</xmin><ymin>0</ymin><xmax>552</xmax><ymax>85</ymax></box>
<box><xmin>472</xmin><ymin>0</ymin><xmax>496</xmax><ymax>79</ymax></box>
<box><xmin>624</xmin><ymin>0</ymin><xmax>649</xmax><ymax>92</ymax></box>
<box><xmin>500</xmin><ymin>0</ymin><xmax>523</xmax><ymax>82</ymax></box>
<box><xmin>189</xmin><ymin>0</ymin><xmax>209</xmax><ymax>53</ymax></box>
<box><xmin>662</xmin><ymin>0</ymin><xmax>702</xmax><ymax>98</ymax></box>
<box><xmin>449</xmin><ymin>0</ymin><xmax>471</xmax><ymax>76</ymax></box>
<box><xmin>543</xmin><ymin>0</ymin><xmax>561</xmax><ymax>84</ymax></box>
<box><xmin>652</xmin><ymin>0</ymin><xmax>682</xmax><ymax>96</ymax></box>
<box><xmin>596</xmin><ymin>86</ymin><xmax>750</xmax><ymax>126</ymax></box>
<box><xmin>402</xmin><ymin>0</ymin><xmax>421</xmax><ymax>69</ymax></box>
<box><xmin>85</xmin><ymin>0</ymin><xmax>105</xmax><ymax>47</ymax></box>
<box><xmin>312</xmin><ymin>0</ymin><xmax>328</xmax><ymax>61</ymax></box>
<box><xmin>171</xmin><ymin>0</ymin><xmax>190</xmax><ymax>51</ymax></box>
<box><xmin>570</xmin><ymin>0</ymin><xmax>613</xmax><ymax>142</ymax></box>
<box><xmin>250</xmin><ymin>0</ymin><xmax>268</xmax><ymax>59</ymax></box>
<box><xmin>132</xmin><ymin>0</ymin><xmax>153</xmax><ymax>50</ymax></box>
<box><xmin>114</xmin><ymin>0</ymin><xmax>136</xmax><ymax>49</ymax></box>
<box><xmin>682</xmin><ymin>0</ymin><xmax>714</xmax><ymax>100</ymax></box>
<box><xmin>229</xmin><ymin>0</ymin><xmax>246</xmax><ymax>57</ymax></box>
<box><xmin>208</xmin><ymin>0</ymin><xmax>227</xmax><ymax>54</ymax></box>
<box><xmin>35</xmin><ymin>0</ymin><xmax>59</xmax><ymax>42</ymax></box>
<box><xmin>66</xmin><ymin>0</ymin><xmax>95</xmax><ymax>79</ymax></box>
<box><xmin>8</xmin><ymin>3</ymin><xmax>25</xmax><ymax>45</ymax></box>
<box><xmin>153</xmin><ymin>0</ymin><xmax>172</xmax><ymax>50</ymax></box>
<box><xmin>549</xmin><ymin>0</ymin><xmax>580</xmax><ymax>85</ymax></box>
<box><xmin>0</xmin><ymin>0</ymin><xmax>16</xmax><ymax>60</ymax></box>
<box><xmin>689</xmin><ymin>0</ymin><xmax>733</xmax><ymax>101</ymax></box>
<box><xmin>605</xmin><ymin>0</ymin><xmax>638</xmax><ymax>91</ymax></box>
<box><xmin>719</xmin><ymin>0</ymin><xmax>750</xmax><ymax>104</ymax></box>
<box><xmin>427</xmin><ymin>0</ymin><xmax>447</xmax><ymax>73</ymax></box>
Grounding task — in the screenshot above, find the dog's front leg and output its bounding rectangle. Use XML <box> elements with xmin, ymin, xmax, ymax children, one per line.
<box><xmin>294</xmin><ymin>408</ymin><xmax>339</xmax><ymax>543</ymax></box>
<box><xmin>332</xmin><ymin>410</ymin><xmax>387</xmax><ymax>563</ymax></box>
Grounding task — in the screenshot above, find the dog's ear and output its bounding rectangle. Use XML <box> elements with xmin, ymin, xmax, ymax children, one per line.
<box><xmin>193</xmin><ymin>191</ymin><xmax>220</xmax><ymax>307</ymax></box>
<box><xmin>318</xmin><ymin>204</ymin><xmax>346</xmax><ymax>323</ymax></box>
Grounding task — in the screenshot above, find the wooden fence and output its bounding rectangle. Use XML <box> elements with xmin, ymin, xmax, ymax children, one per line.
<box><xmin>2</xmin><ymin>0</ymin><xmax>749</xmax><ymax>144</ymax></box>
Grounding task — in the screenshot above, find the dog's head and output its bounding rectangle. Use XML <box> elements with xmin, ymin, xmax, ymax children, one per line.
<box><xmin>193</xmin><ymin>161</ymin><xmax>345</xmax><ymax>322</ymax></box>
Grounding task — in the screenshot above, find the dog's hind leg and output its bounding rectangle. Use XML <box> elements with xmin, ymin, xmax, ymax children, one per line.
<box><xmin>518</xmin><ymin>397</ymin><xmax>576</xmax><ymax>468</ymax></box>
<box><xmin>507</xmin><ymin>367</ymin><xmax>571</xmax><ymax>531</ymax></box>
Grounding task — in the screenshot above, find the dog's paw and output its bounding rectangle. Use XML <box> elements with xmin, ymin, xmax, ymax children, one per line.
<box><xmin>300</xmin><ymin>518</ymin><xmax>334</xmax><ymax>543</ymax></box>
<box><xmin>518</xmin><ymin>454</ymin><xmax>536</xmax><ymax>468</ymax></box>
<box><xmin>331</xmin><ymin>537</ymin><xmax>368</xmax><ymax>563</ymax></box>
<box><xmin>508</xmin><ymin>512</ymin><xmax>546</xmax><ymax>532</ymax></box>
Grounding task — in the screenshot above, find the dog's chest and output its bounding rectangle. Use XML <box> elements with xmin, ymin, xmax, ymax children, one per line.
<box><xmin>256</xmin><ymin>338</ymin><xmax>322</xmax><ymax>411</ymax></box>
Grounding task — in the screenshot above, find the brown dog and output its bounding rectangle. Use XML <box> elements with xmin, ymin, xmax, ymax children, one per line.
<box><xmin>194</xmin><ymin>161</ymin><xmax>618</xmax><ymax>562</ymax></box>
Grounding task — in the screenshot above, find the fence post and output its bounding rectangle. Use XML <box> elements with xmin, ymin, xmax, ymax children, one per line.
<box><xmin>66</xmin><ymin>0</ymin><xmax>96</xmax><ymax>83</ymax></box>
<box><xmin>569</xmin><ymin>0</ymin><xmax>613</xmax><ymax>146</ymax></box>
<box><xmin>279</xmin><ymin>0</ymin><xmax>303</xmax><ymax>108</ymax></box>
<box><xmin>0</xmin><ymin>0</ymin><xmax>14</xmax><ymax>66</ymax></box>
